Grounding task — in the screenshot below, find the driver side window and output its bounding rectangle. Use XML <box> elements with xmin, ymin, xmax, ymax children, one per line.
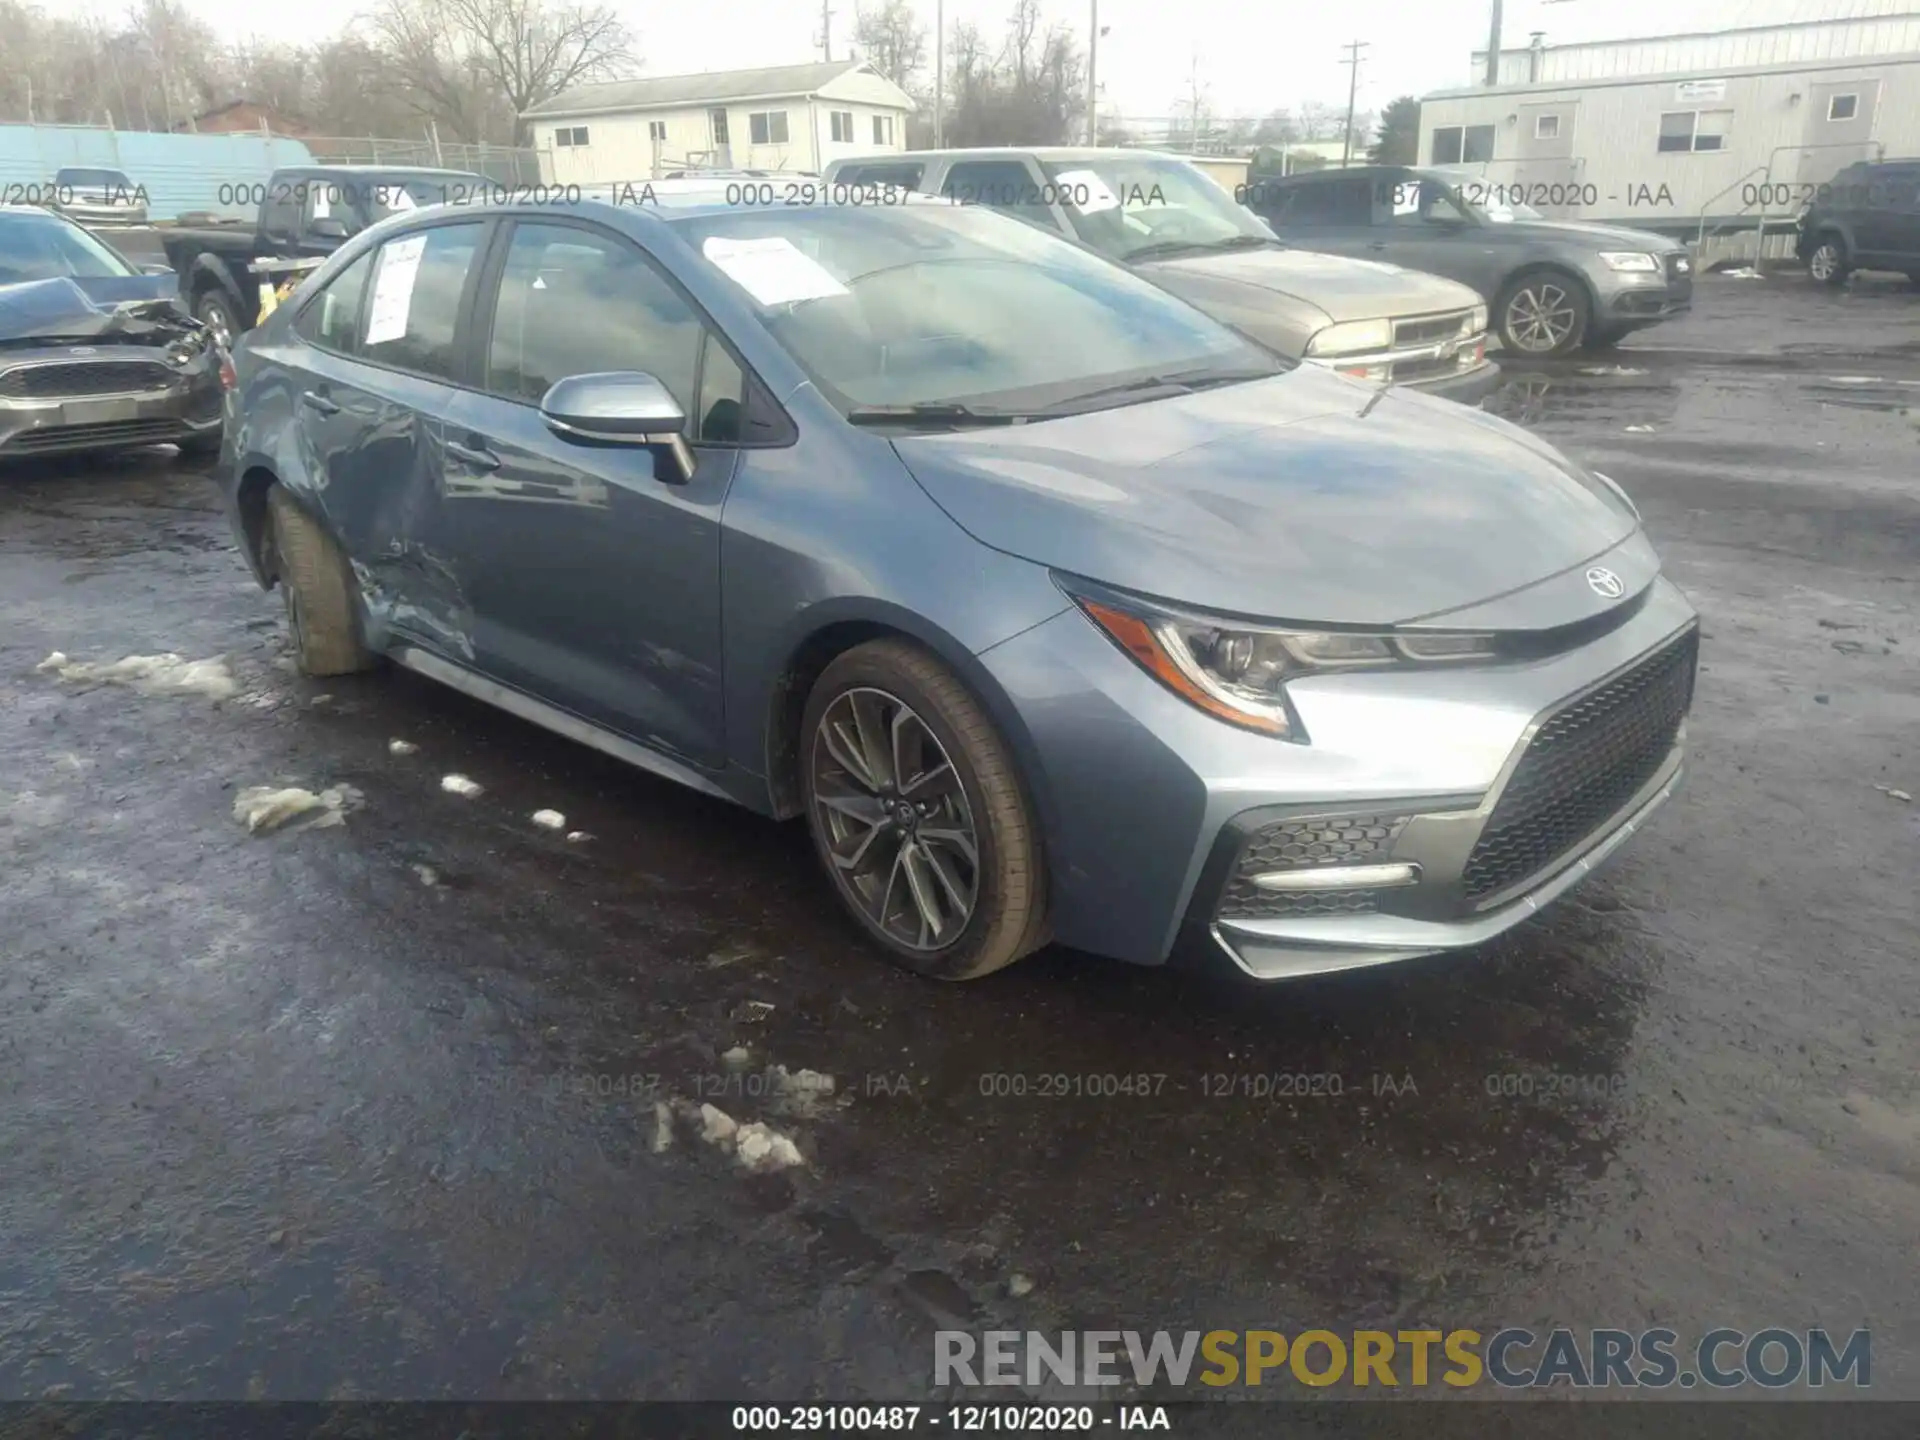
<box><xmin>482</xmin><ymin>222</ymin><xmax>745</xmax><ymax>443</ymax></box>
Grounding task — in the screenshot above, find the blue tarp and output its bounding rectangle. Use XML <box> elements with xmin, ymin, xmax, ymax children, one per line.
<box><xmin>0</xmin><ymin>126</ymin><xmax>315</xmax><ymax>223</ymax></box>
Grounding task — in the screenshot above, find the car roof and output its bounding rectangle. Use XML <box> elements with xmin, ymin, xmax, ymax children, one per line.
<box><xmin>370</xmin><ymin>177</ymin><xmax>962</xmax><ymax>228</ymax></box>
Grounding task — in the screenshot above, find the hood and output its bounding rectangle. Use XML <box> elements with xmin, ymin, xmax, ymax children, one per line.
<box><xmin>891</xmin><ymin>365</ymin><xmax>1648</xmax><ymax>628</ymax></box>
<box><xmin>0</xmin><ymin>274</ymin><xmax>195</xmax><ymax>346</ymax></box>
<box><xmin>1492</xmin><ymin>218</ymin><xmax>1683</xmax><ymax>252</ymax></box>
<box><xmin>1139</xmin><ymin>247</ymin><xmax>1481</xmax><ymax>328</ymax></box>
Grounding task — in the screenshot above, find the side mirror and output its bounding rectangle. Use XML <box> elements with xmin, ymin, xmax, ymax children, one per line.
<box><xmin>308</xmin><ymin>216</ymin><xmax>349</xmax><ymax>240</ymax></box>
<box><xmin>540</xmin><ymin>372</ymin><xmax>696</xmax><ymax>483</ymax></box>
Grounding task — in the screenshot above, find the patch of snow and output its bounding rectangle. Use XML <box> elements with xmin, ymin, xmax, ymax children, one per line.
<box><xmin>411</xmin><ymin>863</ymin><xmax>441</xmax><ymax>887</ymax></box>
<box><xmin>1874</xmin><ymin>785</ymin><xmax>1912</xmax><ymax>803</ymax></box>
<box><xmin>698</xmin><ymin>1103</ymin><xmax>738</xmax><ymax>1147</ymax></box>
<box><xmin>565</xmin><ymin>830</ymin><xmax>593</xmax><ymax>843</ymax></box>
<box><xmin>652</xmin><ymin>1101</ymin><xmax>675</xmax><ymax>1153</ymax></box>
<box><xmin>1720</xmin><ymin>266</ymin><xmax>1761</xmax><ymax>278</ymax></box>
<box><xmin>440</xmin><ymin>774</ymin><xmax>483</xmax><ymax>798</ymax></box>
<box><xmin>734</xmin><ymin>1122</ymin><xmax>805</xmax><ymax>1172</ymax></box>
<box><xmin>389</xmin><ymin>739</ymin><xmax>419</xmax><ymax>756</ymax></box>
<box><xmin>233</xmin><ymin>784</ymin><xmax>360</xmax><ymax>834</ymax></box>
<box><xmin>721</xmin><ymin>1046</ymin><xmax>752</xmax><ymax>1069</ymax></box>
<box><xmin>1578</xmin><ymin>365</ymin><xmax>1647</xmax><ymax>376</ymax></box>
<box><xmin>1825</xmin><ymin>375</ymin><xmax>1884</xmax><ymax>385</ymax></box>
<box><xmin>1008</xmin><ymin>1273</ymin><xmax>1036</xmax><ymax>1298</ymax></box>
<box><xmin>530</xmin><ymin>808</ymin><xmax>566</xmax><ymax>830</ymax></box>
<box><xmin>39</xmin><ymin>651</ymin><xmax>237</xmax><ymax>701</ymax></box>
<box><xmin>1623</xmin><ymin>424</ymin><xmax>1655</xmax><ymax>433</ymax></box>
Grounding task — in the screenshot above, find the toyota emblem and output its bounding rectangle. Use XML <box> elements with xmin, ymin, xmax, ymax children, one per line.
<box><xmin>1586</xmin><ymin>567</ymin><xmax>1625</xmax><ymax>599</ymax></box>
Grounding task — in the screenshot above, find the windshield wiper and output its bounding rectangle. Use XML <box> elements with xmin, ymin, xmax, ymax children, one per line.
<box><xmin>1039</xmin><ymin>367</ymin><xmax>1278</xmax><ymax>414</ymax></box>
<box><xmin>1125</xmin><ymin>234</ymin><xmax>1282</xmax><ymax>263</ymax></box>
<box><xmin>844</xmin><ymin>402</ymin><xmax>1032</xmax><ymax>429</ymax></box>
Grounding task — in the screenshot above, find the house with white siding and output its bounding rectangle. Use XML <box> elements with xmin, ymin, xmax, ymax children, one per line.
<box><xmin>524</xmin><ymin>60</ymin><xmax>914</xmax><ymax>184</ymax></box>
<box><xmin>1419</xmin><ymin>6</ymin><xmax>1920</xmax><ymax>235</ymax></box>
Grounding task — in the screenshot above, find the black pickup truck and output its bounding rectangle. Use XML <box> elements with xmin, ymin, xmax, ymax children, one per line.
<box><xmin>159</xmin><ymin>164</ymin><xmax>487</xmax><ymax>347</ymax></box>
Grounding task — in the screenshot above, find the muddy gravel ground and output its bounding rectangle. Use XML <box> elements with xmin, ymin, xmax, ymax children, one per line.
<box><xmin>1</xmin><ymin>274</ymin><xmax>1916</xmax><ymax>1409</ymax></box>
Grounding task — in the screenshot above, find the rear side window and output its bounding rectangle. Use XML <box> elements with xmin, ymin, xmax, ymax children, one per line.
<box><xmin>294</xmin><ymin>250</ymin><xmax>374</xmax><ymax>355</ymax></box>
<box><xmin>361</xmin><ymin>223</ymin><xmax>485</xmax><ymax>382</ymax></box>
<box><xmin>840</xmin><ymin>161</ymin><xmax>926</xmax><ymax>190</ymax></box>
<box><xmin>1282</xmin><ymin>178</ymin><xmax>1373</xmax><ymax>225</ymax></box>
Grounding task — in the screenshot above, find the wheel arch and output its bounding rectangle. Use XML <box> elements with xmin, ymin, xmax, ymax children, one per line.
<box><xmin>760</xmin><ymin>599</ymin><xmax>1061</xmax><ymax>861</ymax></box>
<box><xmin>234</xmin><ymin>463</ymin><xmax>282</xmax><ymax>586</ymax></box>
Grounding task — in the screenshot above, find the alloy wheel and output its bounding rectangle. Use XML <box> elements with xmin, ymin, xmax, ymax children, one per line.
<box><xmin>1505</xmin><ymin>282</ymin><xmax>1579</xmax><ymax>353</ymax></box>
<box><xmin>1809</xmin><ymin>243</ymin><xmax>1840</xmax><ymax>282</ymax></box>
<box><xmin>809</xmin><ymin>686</ymin><xmax>979</xmax><ymax>953</ymax></box>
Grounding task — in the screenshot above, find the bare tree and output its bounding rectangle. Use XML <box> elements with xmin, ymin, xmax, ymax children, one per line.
<box><xmin>367</xmin><ymin>0</ymin><xmax>636</xmax><ymax>143</ymax></box>
<box><xmin>851</xmin><ymin>0</ymin><xmax>927</xmax><ymax>90</ymax></box>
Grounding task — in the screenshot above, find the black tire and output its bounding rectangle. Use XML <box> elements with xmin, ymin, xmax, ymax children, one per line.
<box><xmin>194</xmin><ymin>288</ymin><xmax>241</xmax><ymax>350</ymax></box>
<box><xmin>1807</xmin><ymin>233</ymin><xmax>1850</xmax><ymax>286</ymax></box>
<box><xmin>1495</xmin><ymin>268</ymin><xmax>1591</xmax><ymax>357</ymax></box>
<box><xmin>174</xmin><ymin>428</ymin><xmax>223</xmax><ymax>461</ymax></box>
<box><xmin>1579</xmin><ymin>325</ymin><xmax>1628</xmax><ymax>353</ymax></box>
<box><xmin>800</xmin><ymin>639</ymin><xmax>1048</xmax><ymax>981</ymax></box>
<box><xmin>266</xmin><ymin>487</ymin><xmax>375</xmax><ymax>677</ymax></box>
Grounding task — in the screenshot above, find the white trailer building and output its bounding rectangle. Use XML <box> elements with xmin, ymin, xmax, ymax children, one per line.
<box><xmin>1418</xmin><ymin>7</ymin><xmax>1920</xmax><ymax>242</ymax></box>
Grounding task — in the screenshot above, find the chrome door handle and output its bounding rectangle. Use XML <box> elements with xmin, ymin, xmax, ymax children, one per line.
<box><xmin>299</xmin><ymin>391</ymin><xmax>340</xmax><ymax>415</ymax></box>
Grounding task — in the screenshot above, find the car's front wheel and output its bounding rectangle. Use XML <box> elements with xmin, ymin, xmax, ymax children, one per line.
<box><xmin>801</xmin><ymin>640</ymin><xmax>1048</xmax><ymax>980</ymax></box>
<box><xmin>266</xmin><ymin>487</ymin><xmax>375</xmax><ymax>677</ymax></box>
<box><xmin>1807</xmin><ymin>234</ymin><xmax>1850</xmax><ymax>286</ymax></box>
<box><xmin>1496</xmin><ymin>269</ymin><xmax>1590</xmax><ymax>357</ymax></box>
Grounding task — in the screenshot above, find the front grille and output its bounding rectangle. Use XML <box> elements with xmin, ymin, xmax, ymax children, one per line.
<box><xmin>3</xmin><ymin>419</ymin><xmax>187</xmax><ymax>453</ymax></box>
<box><xmin>1391</xmin><ymin>353</ymin><xmax>1467</xmax><ymax>384</ymax></box>
<box><xmin>1393</xmin><ymin>312</ymin><xmax>1472</xmax><ymax>347</ymax></box>
<box><xmin>1462</xmin><ymin>629</ymin><xmax>1698</xmax><ymax>902</ymax></box>
<box><xmin>0</xmin><ymin>361</ymin><xmax>178</xmax><ymax>399</ymax></box>
<box><xmin>1218</xmin><ymin>813</ymin><xmax>1410</xmax><ymax>920</ymax></box>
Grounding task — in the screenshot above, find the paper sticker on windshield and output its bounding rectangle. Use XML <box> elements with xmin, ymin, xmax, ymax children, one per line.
<box><xmin>1051</xmin><ymin>169</ymin><xmax>1120</xmax><ymax>214</ymax></box>
<box><xmin>386</xmin><ymin>187</ymin><xmax>417</xmax><ymax>212</ymax></box>
<box><xmin>364</xmin><ymin>234</ymin><xmax>428</xmax><ymax>345</ymax></box>
<box><xmin>310</xmin><ymin>186</ymin><xmax>331</xmax><ymax>220</ymax></box>
<box><xmin>1391</xmin><ymin>182</ymin><xmax>1422</xmax><ymax>216</ymax></box>
<box><xmin>701</xmin><ymin>236</ymin><xmax>848</xmax><ymax>306</ymax></box>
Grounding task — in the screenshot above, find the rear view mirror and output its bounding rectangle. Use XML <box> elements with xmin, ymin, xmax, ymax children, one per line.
<box><xmin>308</xmin><ymin>217</ymin><xmax>349</xmax><ymax>240</ymax></box>
<box><xmin>540</xmin><ymin>372</ymin><xmax>696</xmax><ymax>483</ymax></box>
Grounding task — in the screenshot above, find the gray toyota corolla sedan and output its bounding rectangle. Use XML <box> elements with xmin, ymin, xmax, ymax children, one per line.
<box><xmin>219</xmin><ymin>184</ymin><xmax>1698</xmax><ymax>982</ymax></box>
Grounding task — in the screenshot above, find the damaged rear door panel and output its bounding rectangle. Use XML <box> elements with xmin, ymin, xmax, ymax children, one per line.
<box><xmin>277</xmin><ymin>220</ymin><xmax>491</xmax><ymax>656</ymax></box>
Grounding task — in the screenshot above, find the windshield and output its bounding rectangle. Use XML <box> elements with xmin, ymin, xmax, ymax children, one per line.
<box><xmin>1035</xmin><ymin>156</ymin><xmax>1277</xmax><ymax>263</ymax></box>
<box><xmin>56</xmin><ymin>168</ymin><xmax>133</xmax><ymax>191</ymax></box>
<box><xmin>0</xmin><ymin>212</ymin><xmax>137</xmax><ymax>284</ymax></box>
<box><xmin>669</xmin><ymin>202</ymin><xmax>1283</xmax><ymax>415</ymax></box>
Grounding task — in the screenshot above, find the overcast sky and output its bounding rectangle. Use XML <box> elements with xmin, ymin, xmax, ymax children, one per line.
<box><xmin>72</xmin><ymin>0</ymin><xmax>1882</xmax><ymax>120</ymax></box>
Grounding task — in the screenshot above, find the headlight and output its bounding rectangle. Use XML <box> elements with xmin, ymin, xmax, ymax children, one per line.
<box><xmin>1599</xmin><ymin>252</ymin><xmax>1660</xmax><ymax>273</ymax></box>
<box><xmin>1306</xmin><ymin>318</ymin><xmax>1392</xmax><ymax>356</ymax></box>
<box><xmin>1468</xmin><ymin>303</ymin><xmax>1489</xmax><ymax>335</ymax></box>
<box><xmin>1066</xmin><ymin>584</ymin><xmax>1497</xmax><ymax>741</ymax></box>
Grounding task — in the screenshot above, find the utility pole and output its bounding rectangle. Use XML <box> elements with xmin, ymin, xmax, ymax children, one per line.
<box><xmin>819</xmin><ymin>0</ymin><xmax>834</xmax><ymax>62</ymax></box>
<box><xmin>1086</xmin><ymin>0</ymin><xmax>1098</xmax><ymax>146</ymax></box>
<box><xmin>1340</xmin><ymin>40</ymin><xmax>1368</xmax><ymax>166</ymax></box>
<box><xmin>934</xmin><ymin>0</ymin><xmax>944</xmax><ymax>146</ymax></box>
<box><xmin>1484</xmin><ymin>0</ymin><xmax>1502</xmax><ymax>85</ymax></box>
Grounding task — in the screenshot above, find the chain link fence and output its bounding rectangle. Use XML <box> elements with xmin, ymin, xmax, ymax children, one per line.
<box><xmin>297</xmin><ymin>135</ymin><xmax>547</xmax><ymax>186</ymax></box>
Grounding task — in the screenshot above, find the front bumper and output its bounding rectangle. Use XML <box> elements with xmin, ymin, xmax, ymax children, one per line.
<box><xmin>0</xmin><ymin>374</ymin><xmax>223</xmax><ymax>459</ymax></box>
<box><xmin>1596</xmin><ymin>260</ymin><xmax>1694</xmax><ymax>324</ymax></box>
<box><xmin>976</xmin><ymin>569</ymin><xmax>1699</xmax><ymax>975</ymax></box>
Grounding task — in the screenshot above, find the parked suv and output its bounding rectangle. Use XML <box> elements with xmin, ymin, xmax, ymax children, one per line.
<box><xmin>1797</xmin><ymin>159</ymin><xmax>1920</xmax><ymax>285</ymax></box>
<box><xmin>1245</xmin><ymin>166</ymin><xmax>1694</xmax><ymax>357</ymax></box>
<box><xmin>824</xmin><ymin>148</ymin><xmax>1497</xmax><ymax>401</ymax></box>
